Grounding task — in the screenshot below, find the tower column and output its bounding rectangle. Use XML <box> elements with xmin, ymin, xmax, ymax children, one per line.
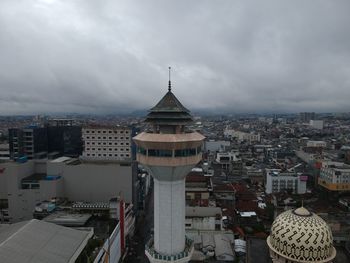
<box><xmin>133</xmin><ymin>80</ymin><xmax>205</xmax><ymax>263</ymax></box>
<box><xmin>154</xmin><ymin>178</ymin><xmax>185</xmax><ymax>255</ymax></box>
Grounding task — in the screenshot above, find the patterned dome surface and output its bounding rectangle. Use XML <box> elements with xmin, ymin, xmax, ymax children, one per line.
<box><xmin>267</xmin><ymin>207</ymin><xmax>336</xmax><ymax>262</ymax></box>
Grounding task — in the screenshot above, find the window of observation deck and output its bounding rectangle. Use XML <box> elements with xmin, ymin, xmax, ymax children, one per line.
<box><xmin>148</xmin><ymin>149</ymin><xmax>173</xmax><ymax>157</ymax></box>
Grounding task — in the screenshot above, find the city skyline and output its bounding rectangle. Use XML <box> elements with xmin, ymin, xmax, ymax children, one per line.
<box><xmin>1</xmin><ymin>0</ymin><xmax>350</xmax><ymax>115</ymax></box>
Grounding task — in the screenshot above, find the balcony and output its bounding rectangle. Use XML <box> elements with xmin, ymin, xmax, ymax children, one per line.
<box><xmin>145</xmin><ymin>236</ymin><xmax>193</xmax><ymax>263</ymax></box>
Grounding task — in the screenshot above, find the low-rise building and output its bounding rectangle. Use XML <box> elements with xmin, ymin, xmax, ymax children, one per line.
<box><xmin>310</xmin><ymin>120</ymin><xmax>324</xmax><ymax>130</ymax></box>
<box><xmin>224</xmin><ymin>129</ymin><xmax>260</xmax><ymax>143</ymax></box>
<box><xmin>185</xmin><ymin>206</ymin><xmax>223</xmax><ymax>231</ymax></box>
<box><xmin>307</xmin><ymin>140</ymin><xmax>327</xmax><ymax>148</ymax></box>
<box><xmin>0</xmin><ymin>157</ymin><xmax>136</xmax><ymax>222</ymax></box>
<box><xmin>265</xmin><ymin>169</ymin><xmax>307</xmax><ymax>194</ymax></box>
<box><xmin>0</xmin><ymin>144</ymin><xmax>10</xmax><ymax>160</ymax></box>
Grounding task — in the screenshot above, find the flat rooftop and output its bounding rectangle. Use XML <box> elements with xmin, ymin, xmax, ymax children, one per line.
<box><xmin>0</xmin><ymin>219</ymin><xmax>93</xmax><ymax>263</ymax></box>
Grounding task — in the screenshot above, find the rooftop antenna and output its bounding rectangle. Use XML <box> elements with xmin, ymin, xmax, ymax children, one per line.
<box><xmin>168</xmin><ymin>66</ymin><xmax>171</xmax><ymax>92</ymax></box>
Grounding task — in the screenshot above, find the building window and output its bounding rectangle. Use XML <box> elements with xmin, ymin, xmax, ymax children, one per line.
<box><xmin>175</xmin><ymin>148</ymin><xmax>196</xmax><ymax>157</ymax></box>
<box><xmin>148</xmin><ymin>149</ymin><xmax>172</xmax><ymax>157</ymax></box>
<box><xmin>138</xmin><ymin>147</ymin><xmax>147</xmax><ymax>155</ymax></box>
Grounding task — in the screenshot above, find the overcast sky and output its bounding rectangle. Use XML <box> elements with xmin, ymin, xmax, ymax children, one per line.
<box><xmin>1</xmin><ymin>0</ymin><xmax>350</xmax><ymax>115</ymax></box>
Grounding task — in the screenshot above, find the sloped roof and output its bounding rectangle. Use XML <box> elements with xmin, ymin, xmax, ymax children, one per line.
<box><xmin>0</xmin><ymin>219</ymin><xmax>93</xmax><ymax>263</ymax></box>
<box><xmin>150</xmin><ymin>91</ymin><xmax>189</xmax><ymax>113</ymax></box>
<box><xmin>146</xmin><ymin>90</ymin><xmax>193</xmax><ymax>124</ymax></box>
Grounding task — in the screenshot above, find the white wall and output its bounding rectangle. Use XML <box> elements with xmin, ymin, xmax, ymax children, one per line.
<box><xmin>46</xmin><ymin>161</ymin><xmax>133</xmax><ymax>203</ymax></box>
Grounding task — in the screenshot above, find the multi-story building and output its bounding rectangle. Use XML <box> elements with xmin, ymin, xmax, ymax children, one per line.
<box><xmin>224</xmin><ymin>129</ymin><xmax>260</xmax><ymax>143</ymax></box>
<box><xmin>0</xmin><ymin>157</ymin><xmax>136</xmax><ymax>222</ymax></box>
<box><xmin>306</xmin><ymin>140</ymin><xmax>327</xmax><ymax>148</ymax></box>
<box><xmin>81</xmin><ymin>126</ymin><xmax>132</xmax><ymax>161</ymax></box>
<box><xmin>299</xmin><ymin>112</ymin><xmax>316</xmax><ymax>122</ymax></box>
<box><xmin>265</xmin><ymin>169</ymin><xmax>307</xmax><ymax>194</ymax></box>
<box><xmin>9</xmin><ymin>127</ymin><xmax>48</xmax><ymax>160</ymax></box>
<box><xmin>310</xmin><ymin>120</ymin><xmax>324</xmax><ymax>130</ymax></box>
<box><xmin>318</xmin><ymin>161</ymin><xmax>350</xmax><ymax>191</ymax></box>
<box><xmin>8</xmin><ymin>125</ymin><xmax>82</xmax><ymax>160</ymax></box>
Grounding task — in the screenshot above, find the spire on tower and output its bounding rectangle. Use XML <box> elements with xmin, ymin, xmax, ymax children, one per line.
<box><xmin>168</xmin><ymin>66</ymin><xmax>171</xmax><ymax>92</ymax></box>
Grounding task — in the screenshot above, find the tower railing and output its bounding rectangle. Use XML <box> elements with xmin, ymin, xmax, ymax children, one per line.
<box><xmin>145</xmin><ymin>236</ymin><xmax>194</xmax><ymax>262</ymax></box>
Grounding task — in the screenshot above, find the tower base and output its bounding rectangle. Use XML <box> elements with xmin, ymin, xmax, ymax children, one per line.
<box><xmin>145</xmin><ymin>237</ymin><xmax>194</xmax><ymax>263</ymax></box>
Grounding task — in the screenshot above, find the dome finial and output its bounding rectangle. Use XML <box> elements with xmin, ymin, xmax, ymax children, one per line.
<box><xmin>168</xmin><ymin>66</ymin><xmax>171</xmax><ymax>92</ymax></box>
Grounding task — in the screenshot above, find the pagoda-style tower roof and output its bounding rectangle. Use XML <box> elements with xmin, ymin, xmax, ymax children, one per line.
<box><xmin>145</xmin><ymin>90</ymin><xmax>193</xmax><ymax>125</ymax></box>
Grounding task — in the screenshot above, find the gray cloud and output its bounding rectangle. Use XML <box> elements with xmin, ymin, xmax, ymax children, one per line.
<box><xmin>0</xmin><ymin>0</ymin><xmax>350</xmax><ymax>115</ymax></box>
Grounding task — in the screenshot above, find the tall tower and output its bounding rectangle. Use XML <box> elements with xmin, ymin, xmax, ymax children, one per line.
<box><xmin>133</xmin><ymin>71</ymin><xmax>204</xmax><ymax>263</ymax></box>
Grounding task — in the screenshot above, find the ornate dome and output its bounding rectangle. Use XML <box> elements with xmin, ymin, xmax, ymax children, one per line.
<box><xmin>267</xmin><ymin>207</ymin><xmax>336</xmax><ymax>262</ymax></box>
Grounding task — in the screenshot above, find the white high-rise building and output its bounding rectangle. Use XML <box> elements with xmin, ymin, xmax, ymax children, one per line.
<box><xmin>134</xmin><ymin>79</ymin><xmax>204</xmax><ymax>263</ymax></box>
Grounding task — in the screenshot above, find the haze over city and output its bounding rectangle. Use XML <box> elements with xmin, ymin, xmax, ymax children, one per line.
<box><xmin>1</xmin><ymin>0</ymin><xmax>350</xmax><ymax>115</ymax></box>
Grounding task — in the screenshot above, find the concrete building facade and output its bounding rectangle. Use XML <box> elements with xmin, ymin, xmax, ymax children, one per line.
<box><xmin>0</xmin><ymin>158</ymin><xmax>135</xmax><ymax>222</ymax></box>
<box><xmin>81</xmin><ymin>126</ymin><xmax>132</xmax><ymax>161</ymax></box>
<box><xmin>0</xmin><ymin>144</ymin><xmax>10</xmax><ymax>160</ymax></box>
<box><xmin>318</xmin><ymin>161</ymin><xmax>350</xmax><ymax>191</ymax></box>
<box><xmin>265</xmin><ymin>169</ymin><xmax>307</xmax><ymax>194</ymax></box>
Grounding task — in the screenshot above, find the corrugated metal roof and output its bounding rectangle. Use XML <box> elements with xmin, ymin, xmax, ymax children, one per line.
<box><xmin>0</xmin><ymin>219</ymin><xmax>92</xmax><ymax>263</ymax></box>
